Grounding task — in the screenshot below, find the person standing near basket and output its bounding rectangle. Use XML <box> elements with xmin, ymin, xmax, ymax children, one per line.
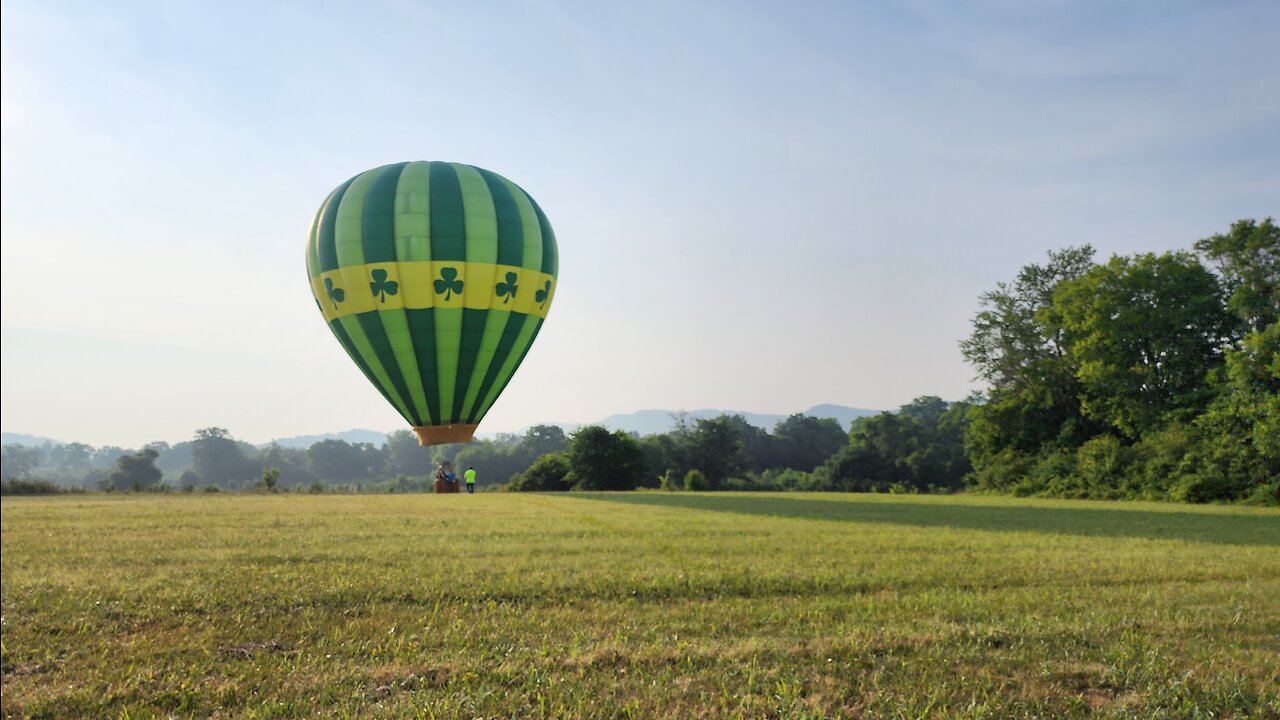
<box><xmin>464</xmin><ymin>466</ymin><xmax>477</xmax><ymax>494</ymax></box>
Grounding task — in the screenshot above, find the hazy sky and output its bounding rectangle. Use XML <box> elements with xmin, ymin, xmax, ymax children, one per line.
<box><xmin>2</xmin><ymin>0</ymin><xmax>1277</xmax><ymax>448</ymax></box>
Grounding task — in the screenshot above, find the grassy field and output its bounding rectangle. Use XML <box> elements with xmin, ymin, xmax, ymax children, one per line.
<box><xmin>2</xmin><ymin>492</ymin><xmax>1277</xmax><ymax>719</ymax></box>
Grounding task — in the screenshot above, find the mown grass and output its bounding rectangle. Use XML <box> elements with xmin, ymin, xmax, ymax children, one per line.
<box><xmin>2</xmin><ymin>492</ymin><xmax>1277</xmax><ymax>719</ymax></box>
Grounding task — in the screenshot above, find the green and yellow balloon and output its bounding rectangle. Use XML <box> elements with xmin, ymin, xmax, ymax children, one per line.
<box><xmin>306</xmin><ymin>162</ymin><xmax>558</xmax><ymax>445</ymax></box>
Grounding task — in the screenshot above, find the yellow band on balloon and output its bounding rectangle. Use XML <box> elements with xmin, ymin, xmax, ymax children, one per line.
<box><xmin>310</xmin><ymin>261</ymin><xmax>556</xmax><ymax>323</ymax></box>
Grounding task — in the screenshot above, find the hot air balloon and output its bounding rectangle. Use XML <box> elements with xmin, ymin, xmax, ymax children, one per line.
<box><xmin>306</xmin><ymin>162</ymin><xmax>558</xmax><ymax>445</ymax></box>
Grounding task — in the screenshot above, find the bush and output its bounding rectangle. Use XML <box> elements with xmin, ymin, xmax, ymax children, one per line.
<box><xmin>0</xmin><ymin>478</ymin><xmax>63</xmax><ymax>496</ymax></box>
<box><xmin>966</xmin><ymin>448</ymin><xmax>1037</xmax><ymax>493</ymax></box>
<box><xmin>1069</xmin><ymin>435</ymin><xmax>1134</xmax><ymax>499</ymax></box>
<box><xmin>1128</xmin><ymin>424</ymin><xmax>1195</xmax><ymax>499</ymax></box>
<box><xmin>1171</xmin><ymin>468</ymin><xmax>1238</xmax><ymax>504</ymax></box>
<box><xmin>257</xmin><ymin>467</ymin><xmax>280</xmax><ymax>492</ymax></box>
<box><xmin>1243</xmin><ymin>479</ymin><xmax>1279</xmax><ymax>507</ymax></box>
<box><xmin>1014</xmin><ymin>450</ymin><xmax>1075</xmax><ymax>497</ymax></box>
<box><xmin>564</xmin><ymin>427</ymin><xmax>647</xmax><ymax>491</ymax></box>
<box><xmin>509</xmin><ymin>453</ymin><xmax>571</xmax><ymax>492</ymax></box>
<box><xmin>682</xmin><ymin>469</ymin><xmax>708</xmax><ymax>491</ymax></box>
<box><xmin>735</xmin><ymin>468</ymin><xmax>816</xmax><ymax>491</ymax></box>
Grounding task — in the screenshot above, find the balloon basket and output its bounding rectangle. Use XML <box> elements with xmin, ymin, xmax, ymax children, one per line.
<box><xmin>433</xmin><ymin>479</ymin><xmax>461</xmax><ymax>494</ymax></box>
<box><xmin>415</xmin><ymin>424</ymin><xmax>479</xmax><ymax>446</ymax></box>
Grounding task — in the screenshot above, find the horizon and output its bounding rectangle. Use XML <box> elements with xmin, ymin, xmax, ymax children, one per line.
<box><xmin>3</xmin><ymin>1</ymin><xmax>1277</xmax><ymax>447</ymax></box>
<box><xmin>2</xmin><ymin>400</ymin><xmax>888</xmax><ymax>448</ymax></box>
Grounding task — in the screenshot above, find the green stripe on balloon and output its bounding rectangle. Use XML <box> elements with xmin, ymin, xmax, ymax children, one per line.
<box><xmin>406</xmin><ymin>309</ymin><xmax>441</xmax><ymax>425</ymax></box>
<box><xmin>474</xmin><ymin>316</ymin><xmax>544</xmax><ymax>421</ymax></box>
<box><xmin>361</xmin><ymin>163</ymin><xmax>406</xmax><ymax>264</ymax></box>
<box><xmin>428</xmin><ymin>162</ymin><xmax>466</xmax><ymax>261</ymax></box>
<box><xmin>333</xmin><ymin>168</ymin><xmax>424</xmax><ymax>424</ymax></box>
<box><xmin>504</xmin><ymin>176</ymin><xmax>543</xmax><ymax>274</ymax></box>
<box><xmin>465</xmin><ymin>177</ymin><xmax>544</xmax><ymax>422</ymax></box>
<box><xmin>460</xmin><ymin>313</ymin><xmax>510</xmax><ymax>421</ymax></box>
<box><xmin>306</xmin><ymin>189</ymin><xmax>331</xmax><ymax>281</ymax></box>
<box><xmin>394</xmin><ymin>163</ymin><xmax>439</xmax><ymax>424</ymax></box>
<box><xmin>466</xmin><ymin>310</ymin><xmax>527</xmax><ymax>423</ymax></box>
<box><xmin>380</xmin><ymin>310</ymin><xmax>429</xmax><ymax>425</ymax></box>
<box><xmin>354</xmin><ymin>311</ymin><xmax>421</xmax><ymax>424</ymax></box>
<box><xmin>456</xmin><ymin>164</ymin><xmax>498</xmax><ymax>264</ymax></box>
<box><xmin>429</xmin><ymin>162</ymin><xmax>466</xmax><ymax>421</ymax></box>
<box><xmin>479</xmin><ymin>168</ymin><xmax>525</xmax><ymax>268</ymax></box>
<box><xmin>530</xmin><ymin>196</ymin><xmax>558</xmax><ymax>276</ymax></box>
<box><xmin>433</xmin><ymin>306</ymin><xmax>462</xmax><ymax>423</ymax></box>
<box><xmin>394</xmin><ymin>162</ymin><xmax>433</xmax><ymax>261</ymax></box>
<box><xmin>452</xmin><ymin>308</ymin><xmax>487</xmax><ymax>422</ymax></box>
<box><xmin>360</xmin><ymin>163</ymin><xmax>431</xmax><ymax>421</ymax></box>
<box><xmin>334</xmin><ymin>168</ymin><xmax>378</xmax><ymax>267</ymax></box>
<box><xmin>317</xmin><ymin>176</ymin><xmax>357</xmax><ymax>273</ymax></box>
<box><xmin>450</xmin><ymin>164</ymin><xmax>497</xmax><ymax>423</ymax></box>
<box><xmin>458</xmin><ymin>168</ymin><xmax>526</xmax><ymax>420</ymax></box>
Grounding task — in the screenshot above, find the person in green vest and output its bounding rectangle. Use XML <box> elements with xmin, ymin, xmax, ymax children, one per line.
<box><xmin>464</xmin><ymin>466</ymin><xmax>477</xmax><ymax>494</ymax></box>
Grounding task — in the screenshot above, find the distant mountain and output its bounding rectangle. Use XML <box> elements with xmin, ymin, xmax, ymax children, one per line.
<box><xmin>1</xmin><ymin>432</ymin><xmax>63</xmax><ymax>447</ymax></box>
<box><xmin>802</xmin><ymin>404</ymin><xmax>883</xmax><ymax>428</ymax></box>
<box><xmin>260</xmin><ymin>429</ymin><xmax>389</xmax><ymax>449</ymax></box>
<box><xmin>593</xmin><ymin>404</ymin><xmax>880</xmax><ymax>435</ymax></box>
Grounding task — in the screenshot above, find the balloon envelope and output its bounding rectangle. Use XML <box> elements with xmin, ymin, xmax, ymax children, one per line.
<box><xmin>306</xmin><ymin>162</ymin><xmax>558</xmax><ymax>445</ymax></box>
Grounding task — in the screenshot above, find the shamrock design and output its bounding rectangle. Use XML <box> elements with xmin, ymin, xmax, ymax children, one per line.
<box><xmin>535</xmin><ymin>279</ymin><xmax>552</xmax><ymax>309</ymax></box>
<box><xmin>324</xmin><ymin>277</ymin><xmax>346</xmax><ymax>309</ymax></box>
<box><xmin>434</xmin><ymin>267</ymin><xmax>464</xmax><ymax>301</ymax></box>
<box><xmin>370</xmin><ymin>268</ymin><xmax>399</xmax><ymax>303</ymax></box>
<box><xmin>495</xmin><ymin>272</ymin><xmax>519</xmax><ymax>304</ymax></box>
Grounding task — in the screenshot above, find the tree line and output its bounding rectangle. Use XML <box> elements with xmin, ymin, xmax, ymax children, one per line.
<box><xmin>0</xmin><ymin>402</ymin><xmax>971</xmax><ymax>496</ymax></box>
<box><xmin>3</xmin><ymin>219</ymin><xmax>1273</xmax><ymax>502</ymax></box>
<box><xmin>504</xmin><ymin>398</ymin><xmax>970</xmax><ymax>493</ymax></box>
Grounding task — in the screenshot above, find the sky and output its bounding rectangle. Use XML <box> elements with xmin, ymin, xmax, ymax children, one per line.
<box><xmin>2</xmin><ymin>0</ymin><xmax>1277</xmax><ymax>448</ymax></box>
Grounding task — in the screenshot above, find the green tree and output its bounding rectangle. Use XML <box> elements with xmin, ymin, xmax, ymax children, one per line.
<box><xmin>259</xmin><ymin>443</ymin><xmax>313</xmax><ymax>487</ymax></box>
<box><xmin>818</xmin><ymin>398</ymin><xmax>972</xmax><ymax>492</ymax></box>
<box><xmin>821</xmin><ymin>412</ymin><xmax>921</xmax><ymax>491</ymax></box>
<box><xmin>508</xmin><ymin>453</ymin><xmax>571</xmax><ymax>491</ymax></box>
<box><xmin>454</xmin><ymin>439</ymin><xmax>526</xmax><ymax>488</ymax></box>
<box><xmin>49</xmin><ymin>442</ymin><xmax>93</xmax><ymax>478</ymax></box>
<box><xmin>1175</xmin><ymin>219</ymin><xmax>1280</xmax><ymax>501</ymax></box>
<box><xmin>1051</xmin><ymin>252</ymin><xmax>1234</xmax><ymax>437</ymax></box>
<box><xmin>384</xmin><ymin>429</ymin><xmax>432</xmax><ymax>476</ymax></box>
<box><xmin>1</xmin><ymin>445</ymin><xmax>42</xmax><ymax>479</ymax></box>
<box><xmin>105</xmin><ymin>449</ymin><xmax>163</xmax><ymax>492</ymax></box>
<box><xmin>259</xmin><ymin>467</ymin><xmax>280</xmax><ymax>492</ymax></box>
<box><xmin>1195</xmin><ymin>217</ymin><xmax>1279</xmax><ymax>336</ymax></box>
<box><xmin>192</xmin><ymin>428</ymin><xmax>257</xmax><ymax>486</ymax></box>
<box><xmin>683</xmin><ymin>468</ymin><xmax>709</xmax><ymax>491</ymax></box>
<box><xmin>688</xmin><ymin>416</ymin><xmax>744</xmax><ymax>488</ymax></box>
<box><xmin>961</xmin><ymin>247</ymin><xmax>1100</xmax><ymax>487</ymax></box>
<box><xmin>92</xmin><ymin>446</ymin><xmax>131</xmax><ymax>468</ymax></box>
<box><xmin>521</xmin><ymin>425</ymin><xmax>569</xmax><ymax>457</ymax></box>
<box><xmin>564</xmin><ymin>426</ymin><xmax>647</xmax><ymax>491</ymax></box>
<box><xmin>307</xmin><ymin>439</ymin><xmax>374</xmax><ymax>481</ymax></box>
<box><xmin>771</xmin><ymin>414</ymin><xmax>846</xmax><ymax>471</ymax></box>
<box><xmin>638</xmin><ymin>432</ymin><xmax>685</xmax><ymax>486</ymax></box>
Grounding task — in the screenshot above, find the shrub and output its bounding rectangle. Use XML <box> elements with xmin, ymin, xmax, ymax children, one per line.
<box><xmin>0</xmin><ymin>478</ymin><xmax>62</xmax><ymax>496</ymax></box>
<box><xmin>1070</xmin><ymin>435</ymin><xmax>1134</xmax><ymax>499</ymax></box>
<box><xmin>682</xmin><ymin>469</ymin><xmax>708</xmax><ymax>491</ymax></box>
<box><xmin>509</xmin><ymin>453</ymin><xmax>571</xmax><ymax>492</ymax></box>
